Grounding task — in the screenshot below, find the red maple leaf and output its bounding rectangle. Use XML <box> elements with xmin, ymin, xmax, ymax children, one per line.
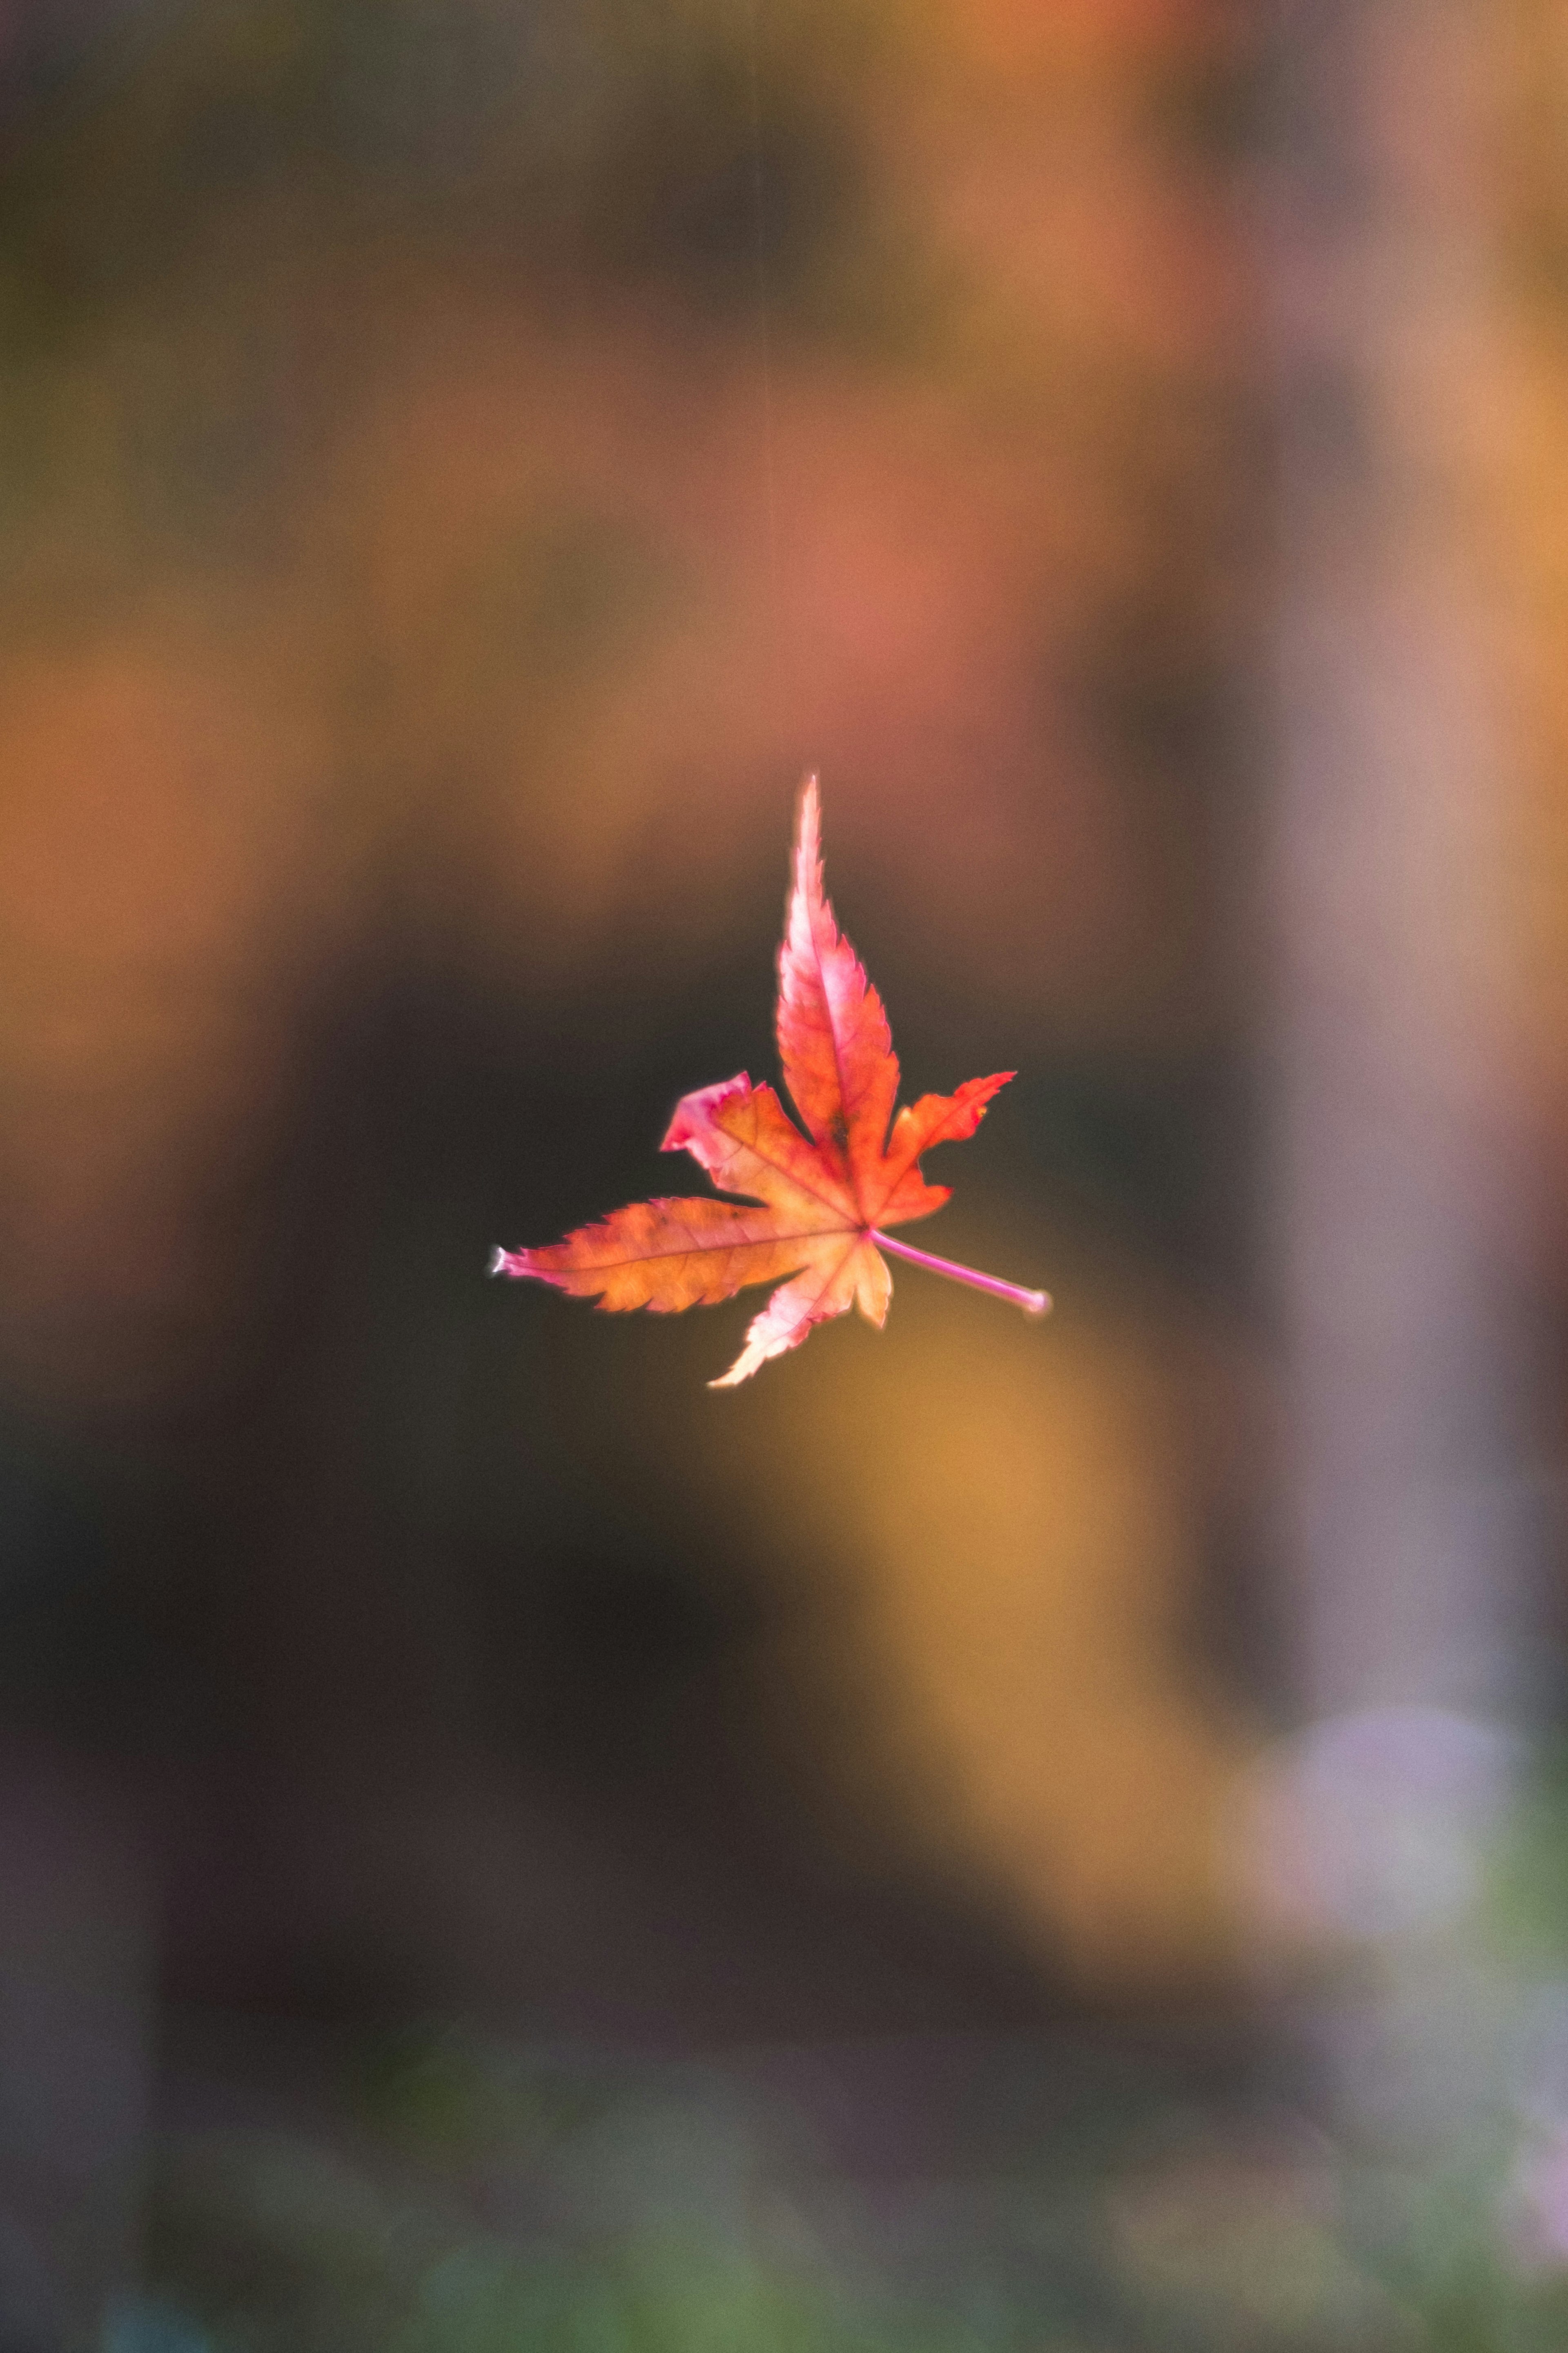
<box><xmin>492</xmin><ymin>778</ymin><xmax>1049</xmax><ymax>1385</ymax></box>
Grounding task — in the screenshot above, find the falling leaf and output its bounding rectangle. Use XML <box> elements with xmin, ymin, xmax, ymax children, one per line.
<box><xmin>492</xmin><ymin>778</ymin><xmax>1049</xmax><ymax>1385</ymax></box>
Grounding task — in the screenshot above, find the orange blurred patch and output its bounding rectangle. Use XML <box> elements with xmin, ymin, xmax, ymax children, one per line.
<box><xmin>682</xmin><ymin>1235</ymin><xmax>1261</xmax><ymax>1991</ymax></box>
<box><xmin>0</xmin><ymin>628</ymin><xmax>334</xmax><ymax>1403</ymax></box>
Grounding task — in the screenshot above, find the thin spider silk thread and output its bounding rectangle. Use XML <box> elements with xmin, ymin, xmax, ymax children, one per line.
<box><xmin>742</xmin><ymin>0</ymin><xmax>790</xmax><ymax>774</ymax></box>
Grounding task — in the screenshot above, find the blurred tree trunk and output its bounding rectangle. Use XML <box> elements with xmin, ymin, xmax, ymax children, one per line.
<box><xmin>1267</xmin><ymin>0</ymin><xmax>1531</xmax><ymax>2120</ymax></box>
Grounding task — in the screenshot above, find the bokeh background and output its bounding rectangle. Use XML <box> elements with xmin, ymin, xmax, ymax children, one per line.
<box><xmin>2</xmin><ymin>0</ymin><xmax>1568</xmax><ymax>2346</ymax></box>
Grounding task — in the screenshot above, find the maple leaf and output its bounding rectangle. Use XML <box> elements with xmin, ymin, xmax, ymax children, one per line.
<box><xmin>492</xmin><ymin>778</ymin><xmax>1049</xmax><ymax>1386</ymax></box>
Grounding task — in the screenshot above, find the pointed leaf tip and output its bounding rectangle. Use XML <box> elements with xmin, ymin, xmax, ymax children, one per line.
<box><xmin>659</xmin><ymin>1073</ymin><xmax>751</xmax><ymax>1155</ymax></box>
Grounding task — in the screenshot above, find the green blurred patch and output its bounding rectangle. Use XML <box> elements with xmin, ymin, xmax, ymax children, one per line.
<box><xmin>147</xmin><ymin>2124</ymin><xmax>996</xmax><ymax>2353</ymax></box>
<box><xmin>1486</xmin><ymin>1749</ymin><xmax>1568</xmax><ymax>1963</ymax></box>
<box><xmin>354</xmin><ymin>2023</ymin><xmax>601</xmax><ymax>2161</ymax></box>
<box><xmin>396</xmin><ymin>2238</ymin><xmax>945</xmax><ymax>2353</ymax></box>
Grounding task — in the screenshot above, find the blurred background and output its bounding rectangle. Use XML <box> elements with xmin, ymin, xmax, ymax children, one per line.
<box><xmin>1</xmin><ymin>0</ymin><xmax>1567</xmax><ymax>2344</ymax></box>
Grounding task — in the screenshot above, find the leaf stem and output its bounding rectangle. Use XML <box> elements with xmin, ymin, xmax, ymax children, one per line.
<box><xmin>871</xmin><ymin>1231</ymin><xmax>1050</xmax><ymax>1317</ymax></box>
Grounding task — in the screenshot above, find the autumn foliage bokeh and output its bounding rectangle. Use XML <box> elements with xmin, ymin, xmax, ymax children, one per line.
<box><xmin>0</xmin><ymin>0</ymin><xmax>1278</xmax><ymax>2027</ymax></box>
<box><xmin>2</xmin><ymin>0</ymin><xmax>1566</xmax><ymax>2042</ymax></box>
